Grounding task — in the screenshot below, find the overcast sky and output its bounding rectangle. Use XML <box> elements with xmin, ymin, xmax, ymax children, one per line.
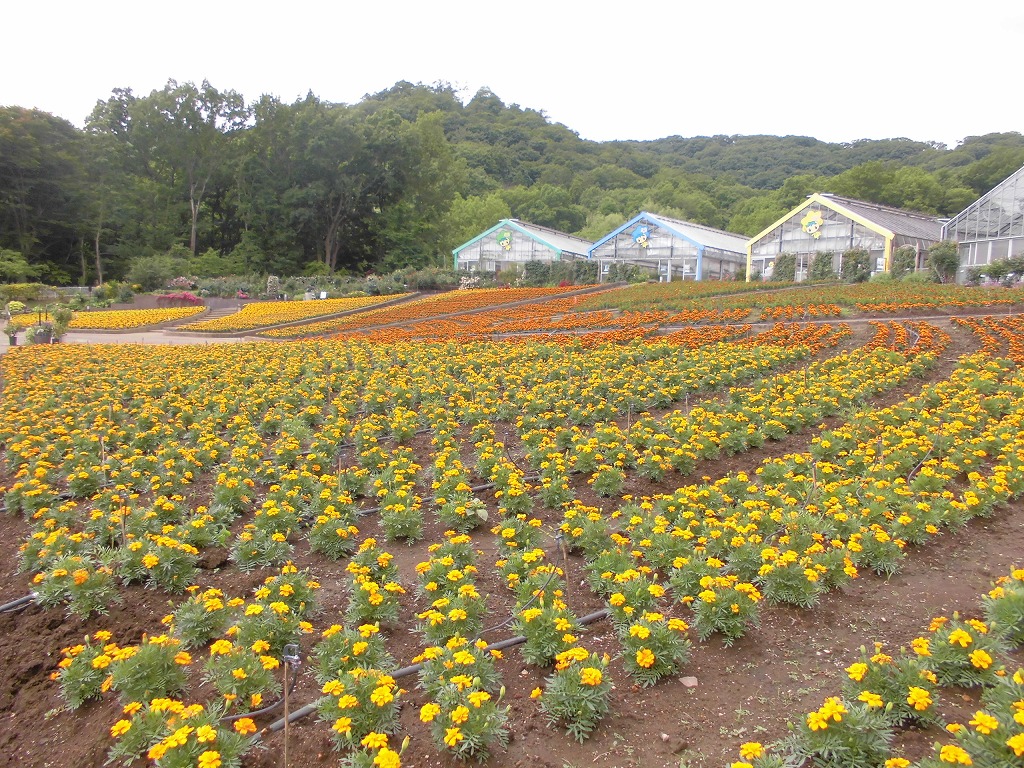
<box><xmin>6</xmin><ymin>0</ymin><xmax>1023</xmax><ymax>148</ymax></box>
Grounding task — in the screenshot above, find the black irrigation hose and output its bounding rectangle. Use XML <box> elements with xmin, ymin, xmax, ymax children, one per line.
<box><xmin>0</xmin><ymin>594</ymin><xmax>35</xmax><ymax>613</ymax></box>
<box><xmin>220</xmin><ymin>647</ymin><xmax>301</xmax><ymax>723</ymax></box>
<box><xmin>252</xmin><ymin>608</ymin><xmax>611</xmax><ymax>743</ymax></box>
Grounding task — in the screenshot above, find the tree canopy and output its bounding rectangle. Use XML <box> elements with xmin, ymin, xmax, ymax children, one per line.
<box><xmin>1</xmin><ymin>80</ymin><xmax>1021</xmax><ymax>284</ymax></box>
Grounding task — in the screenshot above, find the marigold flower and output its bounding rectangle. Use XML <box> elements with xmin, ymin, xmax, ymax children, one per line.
<box><xmin>370</xmin><ymin>686</ymin><xmax>394</xmax><ymax>707</ymax></box>
<box><xmin>968</xmin><ymin>710</ymin><xmax>998</xmax><ymax>735</ymax></box>
<box><xmin>969</xmin><ymin>649</ymin><xmax>992</xmax><ymax>669</ymax></box>
<box><xmin>110</xmin><ymin>720</ymin><xmax>132</xmax><ymax>738</ymax></box>
<box><xmin>635</xmin><ymin>648</ymin><xmax>656</xmax><ymax>668</ymax></box>
<box><xmin>197</xmin><ymin>750</ymin><xmax>222</xmax><ymax>768</ymax></box>
<box><xmin>846</xmin><ymin>662</ymin><xmax>868</xmax><ymax>681</ymax></box>
<box><xmin>233</xmin><ymin>718</ymin><xmax>257</xmax><ymax>735</ymax></box>
<box><xmin>938</xmin><ymin>744</ymin><xmax>973</xmax><ymax>764</ymax></box>
<box><xmin>420</xmin><ymin>703</ymin><xmax>441</xmax><ymax>722</ymax></box>
<box><xmin>362</xmin><ymin>732</ymin><xmax>389</xmax><ymax>750</ymax></box>
<box><xmin>443</xmin><ymin>727</ymin><xmax>464</xmax><ymax>747</ymax></box>
<box><xmin>738</xmin><ymin>742</ymin><xmax>764</xmax><ymax>759</ymax></box>
<box><xmin>907</xmin><ymin>686</ymin><xmax>932</xmax><ymax>711</ymax></box>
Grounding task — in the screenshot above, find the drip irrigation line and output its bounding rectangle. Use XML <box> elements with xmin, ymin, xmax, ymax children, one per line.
<box><xmin>252</xmin><ymin>608</ymin><xmax>610</xmax><ymax>743</ymax></box>
<box><xmin>221</xmin><ymin>644</ymin><xmax>301</xmax><ymax>723</ymax></box>
<box><xmin>0</xmin><ymin>594</ymin><xmax>35</xmax><ymax>613</ymax></box>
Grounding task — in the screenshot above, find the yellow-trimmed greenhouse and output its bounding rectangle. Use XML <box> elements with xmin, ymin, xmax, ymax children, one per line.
<box><xmin>746</xmin><ymin>194</ymin><xmax>942</xmax><ymax>281</ymax></box>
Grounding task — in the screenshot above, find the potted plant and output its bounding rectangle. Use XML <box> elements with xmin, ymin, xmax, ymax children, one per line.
<box><xmin>4</xmin><ymin>323</ymin><xmax>19</xmax><ymax>346</ymax></box>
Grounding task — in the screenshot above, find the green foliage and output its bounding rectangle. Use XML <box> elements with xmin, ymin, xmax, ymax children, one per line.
<box><xmin>927</xmin><ymin>240</ymin><xmax>961</xmax><ymax>283</ymax></box>
<box><xmin>109</xmin><ymin>636</ymin><xmax>190</xmax><ymax>704</ymax></box>
<box><xmin>316</xmin><ymin>667</ymin><xmax>402</xmax><ymax>750</ymax></box>
<box><xmin>841</xmin><ymin>248</ymin><xmax>872</xmax><ymax>283</ymax></box>
<box><xmin>312</xmin><ymin>623</ymin><xmax>395</xmax><ymax>683</ymax></box>
<box><xmin>55</xmin><ymin>633</ymin><xmax>116</xmax><ymax>709</ymax></box>
<box><xmin>771</xmin><ymin>253</ymin><xmax>797</xmax><ymax>282</ymax></box>
<box><xmin>783</xmin><ymin>698</ymin><xmax>893</xmax><ymax>768</ymax></box>
<box><xmin>809</xmin><ymin>251</ymin><xmax>837</xmax><ymax>281</ymax></box>
<box><xmin>0</xmin><ymin>283</ymin><xmax>47</xmax><ymax>302</ymax></box>
<box><xmin>889</xmin><ymin>245</ymin><xmax>919</xmax><ymax>279</ymax></box>
<box><xmin>983</xmin><ymin>572</ymin><xmax>1024</xmax><ymax>647</ymax></box>
<box><xmin>540</xmin><ymin>651</ymin><xmax>613</xmax><ymax>742</ymax></box>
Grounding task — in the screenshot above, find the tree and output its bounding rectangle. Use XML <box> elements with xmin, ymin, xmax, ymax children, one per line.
<box><xmin>927</xmin><ymin>240</ymin><xmax>961</xmax><ymax>283</ymax></box>
<box><xmin>0</xmin><ymin>107</ymin><xmax>86</xmax><ymax>282</ymax></box>
<box><xmin>0</xmin><ymin>249</ymin><xmax>39</xmax><ymax>282</ymax></box>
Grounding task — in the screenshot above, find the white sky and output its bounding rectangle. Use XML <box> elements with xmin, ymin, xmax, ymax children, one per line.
<box><xmin>5</xmin><ymin>0</ymin><xmax>1023</xmax><ymax>149</ymax></box>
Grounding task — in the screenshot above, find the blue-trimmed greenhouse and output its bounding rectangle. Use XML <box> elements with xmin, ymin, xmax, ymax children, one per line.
<box><xmin>452</xmin><ymin>219</ymin><xmax>592</xmax><ymax>273</ymax></box>
<box><xmin>588</xmin><ymin>212</ymin><xmax>747</xmax><ymax>281</ymax></box>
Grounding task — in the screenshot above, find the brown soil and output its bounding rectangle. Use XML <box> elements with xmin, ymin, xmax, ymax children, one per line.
<box><xmin>0</xmin><ymin>316</ymin><xmax>1021</xmax><ymax>768</ymax></box>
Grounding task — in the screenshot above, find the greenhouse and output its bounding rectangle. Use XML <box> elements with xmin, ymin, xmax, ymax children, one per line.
<box><xmin>588</xmin><ymin>212</ymin><xmax>747</xmax><ymax>281</ymax></box>
<box><xmin>452</xmin><ymin>219</ymin><xmax>593</xmax><ymax>273</ymax></box>
<box><xmin>942</xmin><ymin>164</ymin><xmax>1024</xmax><ymax>281</ymax></box>
<box><xmin>747</xmin><ymin>194</ymin><xmax>943</xmax><ymax>281</ymax></box>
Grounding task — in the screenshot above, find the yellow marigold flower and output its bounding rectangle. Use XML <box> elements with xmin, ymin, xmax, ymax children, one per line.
<box><xmin>885</xmin><ymin>759</ymin><xmax>911</xmax><ymax>768</ymax></box>
<box><xmin>373</xmin><ymin>747</ymin><xmax>401</xmax><ymax>768</ymax></box>
<box><xmin>210</xmin><ymin>639</ymin><xmax>234</xmax><ymax>656</ymax></box>
<box><xmin>332</xmin><ymin>717</ymin><xmax>352</xmax><ymax>735</ymax></box>
<box><xmin>197</xmin><ymin>750</ymin><xmax>221</xmax><ymax>768</ymax></box>
<box><xmin>969</xmin><ymin>649</ymin><xmax>992</xmax><ymax>669</ymax></box>
<box><xmin>846</xmin><ymin>662</ymin><xmax>868</xmax><ymax>682</ymax></box>
<box><xmin>739</xmin><ymin>742</ymin><xmax>764</xmax><ymax>759</ymax></box>
<box><xmin>629</xmin><ymin>624</ymin><xmax>651</xmax><ymax>640</ymax></box>
<box><xmin>609</xmin><ymin>593</ymin><xmax>626</xmax><ymax>607</ymax></box>
<box><xmin>450</xmin><ymin>705</ymin><xmax>470</xmax><ymax>725</ymax></box>
<box><xmin>530</xmin><ymin>687</ymin><xmax>543</xmax><ymax>699</ymax></box>
<box><xmin>337</xmin><ymin>694</ymin><xmax>359</xmax><ymax>709</ymax></box>
<box><xmin>467</xmin><ymin>691</ymin><xmax>491</xmax><ymax>707</ymax></box>
<box><xmin>911</xmin><ymin>637</ymin><xmax>930</xmax><ymax>656</ymax></box>
<box><xmin>110</xmin><ymin>720</ymin><xmax>132</xmax><ymax>738</ymax></box>
<box><xmin>806</xmin><ymin>711</ymin><xmax>829</xmax><ymax>731</ymax></box>
<box><xmin>370</xmin><ymin>686</ymin><xmax>394</xmax><ymax>707</ymax></box>
<box><xmin>420</xmin><ymin>703</ymin><xmax>441</xmax><ymax>722</ymax></box>
<box><xmin>907</xmin><ymin>686</ymin><xmax>932</xmax><ymax>711</ymax></box>
<box><xmin>196</xmin><ymin>724</ymin><xmax>217</xmax><ymax>743</ymax></box>
<box><xmin>635</xmin><ymin>648</ymin><xmax>656</xmax><ymax>669</ymax></box>
<box><xmin>443</xmin><ymin>727</ymin><xmax>464</xmax><ymax>747</ymax></box>
<box><xmin>123</xmin><ymin>701</ymin><xmax>142</xmax><ymax>715</ymax></box>
<box><xmin>362</xmin><ymin>732</ymin><xmax>389</xmax><ymax>749</ymax></box>
<box><xmin>233</xmin><ymin>718</ymin><xmax>257</xmax><ymax>735</ymax></box>
<box><xmin>968</xmin><ymin>710</ymin><xmax>998</xmax><ymax>735</ymax></box>
<box><xmin>1006</xmin><ymin>733</ymin><xmax>1024</xmax><ymax>758</ymax></box>
<box><xmin>91</xmin><ymin>654</ymin><xmax>112</xmax><ymax>669</ymax></box>
<box><xmin>938</xmin><ymin>744</ymin><xmax>973</xmax><ymax>764</ymax></box>
<box><xmin>251</xmin><ymin>640</ymin><xmax>270</xmax><ymax>653</ymax></box>
<box><xmin>858</xmin><ymin>691</ymin><xmax>884</xmax><ymax>708</ymax></box>
<box><xmin>580</xmin><ymin>667</ymin><xmax>603</xmax><ymax>686</ymax></box>
<box><xmin>174</xmin><ymin>651</ymin><xmax>192</xmax><ymax>665</ymax></box>
<box><xmin>947</xmin><ymin>628</ymin><xmax>972</xmax><ymax>648</ymax></box>
<box><xmin>232</xmin><ymin>668</ymin><xmax>248</xmax><ymax>680</ymax></box>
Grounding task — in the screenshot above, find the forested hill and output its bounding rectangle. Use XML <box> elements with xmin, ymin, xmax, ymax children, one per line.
<box><xmin>2</xmin><ymin>79</ymin><xmax>1023</xmax><ymax>285</ymax></box>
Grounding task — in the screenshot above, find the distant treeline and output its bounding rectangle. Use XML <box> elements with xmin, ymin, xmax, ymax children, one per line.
<box><xmin>2</xmin><ymin>79</ymin><xmax>1022</xmax><ymax>285</ymax></box>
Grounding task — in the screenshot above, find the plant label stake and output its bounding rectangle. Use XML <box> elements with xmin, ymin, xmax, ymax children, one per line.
<box><xmin>282</xmin><ymin>644</ymin><xmax>301</xmax><ymax>768</ymax></box>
